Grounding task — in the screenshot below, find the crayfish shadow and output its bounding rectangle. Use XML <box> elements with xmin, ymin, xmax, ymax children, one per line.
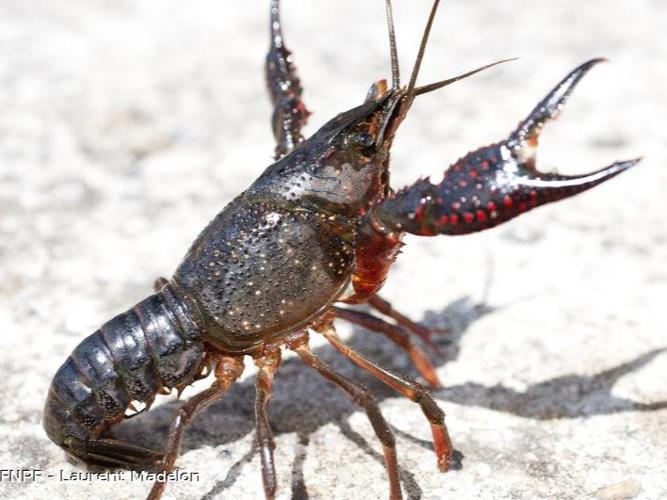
<box><xmin>112</xmin><ymin>296</ymin><xmax>666</xmax><ymax>498</ymax></box>
<box><xmin>113</xmin><ymin>295</ymin><xmax>489</xmax><ymax>455</ymax></box>
<box><xmin>436</xmin><ymin>347</ymin><xmax>667</xmax><ymax>419</ymax></box>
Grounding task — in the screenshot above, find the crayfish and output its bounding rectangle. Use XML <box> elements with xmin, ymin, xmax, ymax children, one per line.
<box><xmin>43</xmin><ymin>1</ymin><xmax>640</xmax><ymax>498</ymax></box>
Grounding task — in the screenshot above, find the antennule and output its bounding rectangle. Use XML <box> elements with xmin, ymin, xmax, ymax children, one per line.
<box><xmin>385</xmin><ymin>0</ymin><xmax>400</xmax><ymax>89</ymax></box>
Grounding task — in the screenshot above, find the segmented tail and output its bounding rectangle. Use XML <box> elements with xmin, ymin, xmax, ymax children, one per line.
<box><xmin>43</xmin><ymin>284</ymin><xmax>204</xmax><ymax>463</ymax></box>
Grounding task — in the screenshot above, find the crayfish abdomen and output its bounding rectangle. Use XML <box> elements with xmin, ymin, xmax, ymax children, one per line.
<box><xmin>44</xmin><ymin>285</ymin><xmax>204</xmax><ymax>468</ymax></box>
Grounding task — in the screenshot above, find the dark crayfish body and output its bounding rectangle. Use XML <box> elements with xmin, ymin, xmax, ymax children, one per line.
<box><xmin>44</xmin><ymin>90</ymin><xmax>398</xmax><ymax>471</ymax></box>
<box><xmin>173</xmin><ymin>95</ymin><xmax>402</xmax><ymax>352</ymax></box>
<box><xmin>44</xmin><ymin>286</ymin><xmax>204</xmax><ymax>466</ymax></box>
<box><xmin>43</xmin><ymin>1</ymin><xmax>641</xmax><ymax>499</ymax></box>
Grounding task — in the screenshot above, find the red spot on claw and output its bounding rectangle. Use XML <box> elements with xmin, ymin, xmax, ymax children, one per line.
<box><xmin>451</xmin><ymin>202</ymin><xmax>461</xmax><ymax>211</ymax></box>
<box><xmin>464</xmin><ymin>212</ymin><xmax>474</xmax><ymax>223</ymax></box>
<box><xmin>503</xmin><ymin>195</ymin><xmax>513</xmax><ymax>208</ymax></box>
<box><xmin>449</xmin><ymin>214</ymin><xmax>459</xmax><ymax>224</ymax></box>
<box><xmin>487</xmin><ymin>201</ymin><xmax>497</xmax><ymax>211</ymax></box>
<box><xmin>529</xmin><ymin>190</ymin><xmax>538</xmax><ymax>206</ymax></box>
<box><xmin>415</xmin><ymin>203</ymin><xmax>426</xmax><ymax>221</ymax></box>
<box><xmin>476</xmin><ymin>210</ymin><xmax>487</xmax><ymax>222</ymax></box>
<box><xmin>469</xmin><ymin>170</ymin><xmax>478</xmax><ymax>178</ymax></box>
<box><xmin>437</xmin><ymin>215</ymin><xmax>449</xmax><ymax>226</ymax></box>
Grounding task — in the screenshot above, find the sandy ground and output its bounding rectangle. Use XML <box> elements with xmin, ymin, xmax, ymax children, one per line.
<box><xmin>1</xmin><ymin>1</ymin><xmax>666</xmax><ymax>499</ymax></box>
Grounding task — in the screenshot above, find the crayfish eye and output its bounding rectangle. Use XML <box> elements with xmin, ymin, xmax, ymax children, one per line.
<box><xmin>354</xmin><ymin>132</ymin><xmax>374</xmax><ymax>148</ymax></box>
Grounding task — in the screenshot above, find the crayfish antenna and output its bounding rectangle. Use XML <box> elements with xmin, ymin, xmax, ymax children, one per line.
<box><xmin>385</xmin><ymin>0</ymin><xmax>400</xmax><ymax>89</ymax></box>
<box><xmin>405</xmin><ymin>0</ymin><xmax>442</xmax><ymax>105</ymax></box>
<box><xmin>414</xmin><ymin>57</ymin><xmax>518</xmax><ymax>96</ymax></box>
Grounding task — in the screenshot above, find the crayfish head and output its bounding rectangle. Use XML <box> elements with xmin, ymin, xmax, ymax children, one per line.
<box><xmin>247</xmin><ymin>85</ymin><xmax>408</xmax><ymax>218</ymax></box>
<box><xmin>336</xmin><ymin>82</ymin><xmax>406</xmax><ymax>163</ymax></box>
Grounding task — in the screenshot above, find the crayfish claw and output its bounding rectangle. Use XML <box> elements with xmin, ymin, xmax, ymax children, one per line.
<box><xmin>509</xmin><ymin>57</ymin><xmax>607</xmax><ymax>150</ymax></box>
<box><xmin>374</xmin><ymin>60</ymin><xmax>641</xmax><ymax>237</ymax></box>
<box><xmin>518</xmin><ymin>157</ymin><xmax>641</xmax><ymax>192</ymax></box>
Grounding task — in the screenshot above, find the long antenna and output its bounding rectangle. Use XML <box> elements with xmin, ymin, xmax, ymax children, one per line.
<box><xmin>385</xmin><ymin>0</ymin><xmax>400</xmax><ymax>89</ymax></box>
<box><xmin>406</xmin><ymin>0</ymin><xmax>442</xmax><ymax>98</ymax></box>
<box><xmin>414</xmin><ymin>57</ymin><xmax>517</xmax><ymax>95</ymax></box>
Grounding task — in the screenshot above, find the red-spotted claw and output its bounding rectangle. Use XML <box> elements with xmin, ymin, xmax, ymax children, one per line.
<box><xmin>373</xmin><ymin>59</ymin><xmax>641</xmax><ymax>236</ymax></box>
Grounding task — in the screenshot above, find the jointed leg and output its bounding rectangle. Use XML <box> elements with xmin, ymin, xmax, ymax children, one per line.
<box><xmin>266</xmin><ymin>0</ymin><xmax>310</xmax><ymax>159</ymax></box>
<box><xmin>332</xmin><ymin>306</ymin><xmax>441</xmax><ymax>388</ymax></box>
<box><xmin>287</xmin><ymin>332</ymin><xmax>402</xmax><ymax>500</ymax></box>
<box><xmin>314</xmin><ymin>319</ymin><xmax>453</xmax><ymax>471</ymax></box>
<box><xmin>147</xmin><ymin>356</ymin><xmax>245</xmax><ymax>500</ymax></box>
<box><xmin>254</xmin><ymin>349</ymin><xmax>282</xmax><ymax>500</ymax></box>
<box><xmin>153</xmin><ymin>276</ymin><xmax>168</xmax><ymax>291</ymax></box>
<box><xmin>368</xmin><ymin>295</ymin><xmax>447</xmax><ymax>352</ymax></box>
